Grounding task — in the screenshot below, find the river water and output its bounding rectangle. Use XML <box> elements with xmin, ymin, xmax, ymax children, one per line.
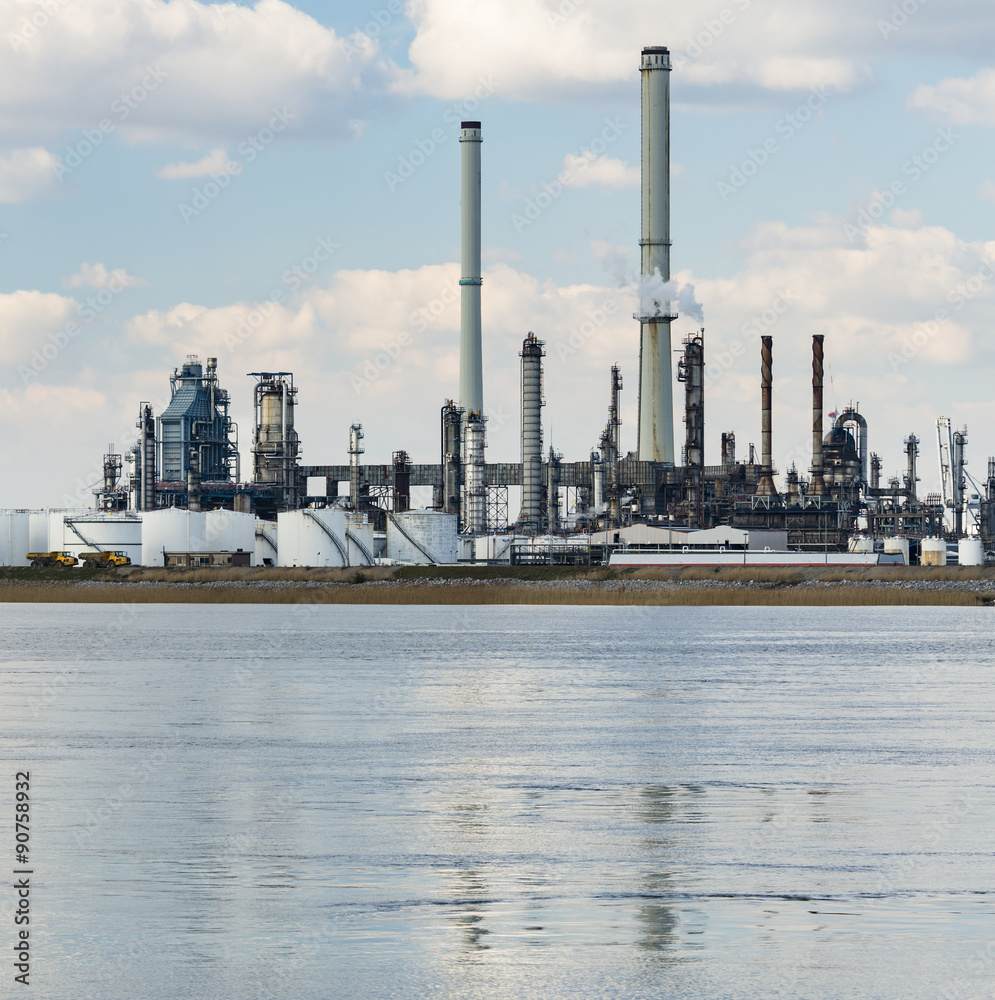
<box><xmin>1</xmin><ymin>603</ymin><xmax>993</xmax><ymax>999</ymax></box>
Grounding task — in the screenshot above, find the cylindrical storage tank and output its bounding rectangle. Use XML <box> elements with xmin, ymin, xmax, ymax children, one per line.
<box><xmin>884</xmin><ymin>537</ymin><xmax>910</xmax><ymax>565</ymax></box>
<box><xmin>276</xmin><ymin>509</ymin><xmax>373</xmax><ymax>567</ymax></box>
<box><xmin>849</xmin><ymin>536</ymin><xmax>875</xmax><ymax>554</ymax></box>
<box><xmin>141</xmin><ymin>509</ymin><xmax>209</xmax><ymax>566</ymax></box>
<box><xmin>205</xmin><ymin>510</ymin><xmax>257</xmax><ymax>564</ymax></box>
<box><xmin>28</xmin><ymin>512</ymin><xmax>50</xmax><ymax>553</ymax></box>
<box><xmin>344</xmin><ymin>512</ymin><xmax>376</xmax><ymax>567</ymax></box>
<box><xmin>958</xmin><ymin>537</ymin><xmax>984</xmax><ymax>567</ymax></box>
<box><xmin>0</xmin><ymin>511</ymin><xmax>32</xmax><ymax>566</ymax></box>
<box><xmin>255</xmin><ymin>521</ymin><xmax>278</xmax><ymax>566</ymax></box>
<box><xmin>921</xmin><ymin>538</ymin><xmax>947</xmax><ymax>567</ymax></box>
<box><xmin>388</xmin><ymin>511</ymin><xmax>459</xmax><ymax>565</ymax></box>
<box><xmin>56</xmin><ymin>514</ymin><xmax>143</xmax><ymax>565</ymax></box>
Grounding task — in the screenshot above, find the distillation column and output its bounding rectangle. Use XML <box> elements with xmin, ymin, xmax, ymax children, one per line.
<box><xmin>811</xmin><ymin>335</ymin><xmax>827</xmax><ymax>496</ymax></box>
<box><xmin>637</xmin><ymin>46</ymin><xmax>675</xmax><ymax>464</ymax></box>
<box><xmin>138</xmin><ymin>403</ymin><xmax>156</xmax><ymax>511</ymax></box>
<box><xmin>678</xmin><ymin>330</ymin><xmax>704</xmax><ymax>524</ymax></box>
<box><xmin>519</xmin><ymin>333</ymin><xmax>545</xmax><ymax>530</ymax></box>
<box><xmin>348</xmin><ymin>423</ymin><xmax>364</xmax><ymax>509</ymax></box>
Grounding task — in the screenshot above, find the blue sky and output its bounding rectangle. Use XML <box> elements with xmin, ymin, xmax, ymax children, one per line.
<box><xmin>1</xmin><ymin>0</ymin><xmax>994</xmax><ymax>507</ymax></box>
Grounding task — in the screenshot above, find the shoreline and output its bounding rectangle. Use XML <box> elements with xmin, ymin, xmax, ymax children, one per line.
<box><xmin>1</xmin><ymin>566</ymin><xmax>993</xmax><ymax>606</ymax></box>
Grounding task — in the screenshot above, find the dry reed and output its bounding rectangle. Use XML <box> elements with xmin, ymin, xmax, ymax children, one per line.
<box><xmin>0</xmin><ymin>581</ymin><xmax>991</xmax><ymax>607</ymax></box>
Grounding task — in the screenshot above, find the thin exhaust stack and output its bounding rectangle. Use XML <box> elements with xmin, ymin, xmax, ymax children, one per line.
<box><xmin>811</xmin><ymin>335</ymin><xmax>827</xmax><ymax>496</ymax></box>
<box><xmin>756</xmin><ymin>336</ymin><xmax>777</xmax><ymax>497</ymax></box>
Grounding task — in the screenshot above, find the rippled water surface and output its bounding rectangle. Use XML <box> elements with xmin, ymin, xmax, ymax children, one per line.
<box><xmin>1</xmin><ymin>602</ymin><xmax>993</xmax><ymax>999</ymax></box>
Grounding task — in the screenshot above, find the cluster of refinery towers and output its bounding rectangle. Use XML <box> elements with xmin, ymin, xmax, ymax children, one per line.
<box><xmin>458</xmin><ymin>47</ymin><xmax>676</xmax><ymax>501</ymax></box>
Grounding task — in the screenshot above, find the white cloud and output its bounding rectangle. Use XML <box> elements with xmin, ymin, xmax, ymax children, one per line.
<box><xmin>0</xmin><ymin>290</ymin><xmax>78</xmax><ymax>363</ymax></box>
<box><xmin>0</xmin><ymin>147</ymin><xmax>58</xmax><ymax>203</ymax></box>
<box><xmin>7</xmin><ymin>215</ymin><xmax>995</xmax><ymax>507</ymax></box>
<box><xmin>909</xmin><ymin>68</ymin><xmax>995</xmax><ymax>125</ymax></box>
<box><xmin>156</xmin><ymin>148</ymin><xmax>233</xmax><ymax>180</ymax></box>
<box><xmin>980</xmin><ymin>180</ymin><xmax>995</xmax><ymax>202</ymax></box>
<box><xmin>404</xmin><ymin>0</ymin><xmax>876</xmax><ymax>103</ymax></box>
<box><xmin>65</xmin><ymin>263</ymin><xmax>148</xmax><ymax>290</ymax></box>
<box><xmin>0</xmin><ymin>0</ymin><xmax>400</xmax><ymax>148</ymax></box>
<box><xmin>563</xmin><ymin>152</ymin><xmax>639</xmax><ymax>190</ymax></box>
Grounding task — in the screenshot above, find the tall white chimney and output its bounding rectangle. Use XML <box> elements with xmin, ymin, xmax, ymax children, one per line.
<box><xmin>459</xmin><ymin>121</ymin><xmax>483</xmax><ymax>414</ymax></box>
<box><xmin>637</xmin><ymin>47</ymin><xmax>675</xmax><ymax>464</ymax></box>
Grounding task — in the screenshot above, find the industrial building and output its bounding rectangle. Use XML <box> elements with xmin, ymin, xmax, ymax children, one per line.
<box><xmin>5</xmin><ymin>46</ymin><xmax>992</xmax><ymax>569</ymax></box>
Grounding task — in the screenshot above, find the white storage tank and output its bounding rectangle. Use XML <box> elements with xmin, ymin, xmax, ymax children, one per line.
<box><xmin>921</xmin><ymin>538</ymin><xmax>947</xmax><ymax>567</ymax></box>
<box><xmin>52</xmin><ymin>513</ymin><xmax>143</xmax><ymax>565</ymax></box>
<box><xmin>204</xmin><ymin>510</ymin><xmax>256</xmax><ymax>562</ymax></box>
<box><xmin>142</xmin><ymin>509</ymin><xmax>209</xmax><ymax>567</ymax></box>
<box><xmin>141</xmin><ymin>509</ymin><xmax>256</xmax><ymax>566</ymax></box>
<box><xmin>884</xmin><ymin>537</ymin><xmax>910</xmax><ymax>566</ymax></box>
<box><xmin>28</xmin><ymin>512</ymin><xmax>50</xmax><ymax>554</ymax></box>
<box><xmin>255</xmin><ymin>521</ymin><xmax>279</xmax><ymax>566</ymax></box>
<box><xmin>387</xmin><ymin>511</ymin><xmax>458</xmax><ymax>564</ymax></box>
<box><xmin>276</xmin><ymin>509</ymin><xmax>375</xmax><ymax>567</ymax></box>
<box><xmin>0</xmin><ymin>511</ymin><xmax>33</xmax><ymax>566</ymax></box>
<box><xmin>849</xmin><ymin>536</ymin><xmax>876</xmax><ymax>555</ymax></box>
<box><xmin>958</xmin><ymin>537</ymin><xmax>984</xmax><ymax>567</ymax></box>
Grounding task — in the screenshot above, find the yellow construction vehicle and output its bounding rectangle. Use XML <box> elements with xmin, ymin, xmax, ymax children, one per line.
<box><xmin>26</xmin><ymin>551</ymin><xmax>78</xmax><ymax>568</ymax></box>
<box><xmin>79</xmin><ymin>550</ymin><xmax>132</xmax><ymax>568</ymax></box>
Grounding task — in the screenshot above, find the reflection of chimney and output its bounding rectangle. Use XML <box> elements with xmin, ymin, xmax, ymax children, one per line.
<box><xmin>756</xmin><ymin>337</ymin><xmax>777</xmax><ymax>496</ymax></box>
<box><xmin>811</xmin><ymin>335</ymin><xmax>826</xmax><ymax>496</ymax></box>
<box><xmin>459</xmin><ymin>121</ymin><xmax>483</xmax><ymax>414</ymax></box>
<box><xmin>637</xmin><ymin>46</ymin><xmax>675</xmax><ymax>464</ymax></box>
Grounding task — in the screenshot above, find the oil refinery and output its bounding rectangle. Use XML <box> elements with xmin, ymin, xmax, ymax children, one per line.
<box><xmin>3</xmin><ymin>46</ymin><xmax>993</xmax><ymax>570</ymax></box>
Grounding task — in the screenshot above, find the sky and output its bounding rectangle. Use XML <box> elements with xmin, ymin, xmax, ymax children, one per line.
<box><xmin>1</xmin><ymin>0</ymin><xmax>994</xmax><ymax>508</ymax></box>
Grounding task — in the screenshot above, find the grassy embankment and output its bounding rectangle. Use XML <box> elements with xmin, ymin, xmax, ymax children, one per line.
<box><xmin>0</xmin><ymin>564</ymin><xmax>993</xmax><ymax>606</ymax></box>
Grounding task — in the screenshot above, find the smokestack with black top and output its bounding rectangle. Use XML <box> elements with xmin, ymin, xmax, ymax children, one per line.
<box><xmin>459</xmin><ymin>121</ymin><xmax>483</xmax><ymax>415</ymax></box>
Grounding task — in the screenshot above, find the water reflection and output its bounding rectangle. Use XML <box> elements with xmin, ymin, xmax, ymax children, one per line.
<box><xmin>449</xmin><ymin>868</ymin><xmax>491</xmax><ymax>954</ymax></box>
